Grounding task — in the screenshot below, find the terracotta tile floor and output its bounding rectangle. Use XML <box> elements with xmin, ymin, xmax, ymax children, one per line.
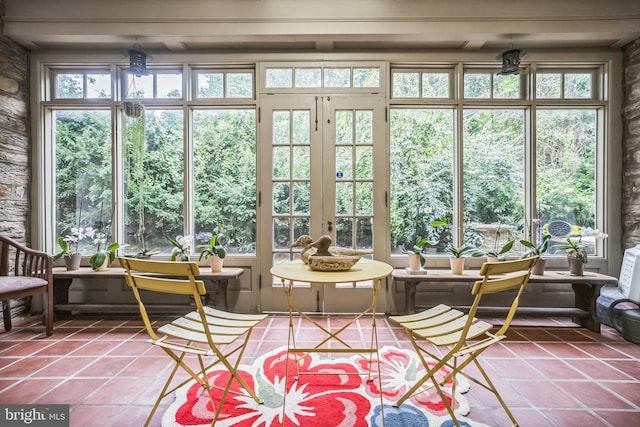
<box><xmin>0</xmin><ymin>314</ymin><xmax>639</xmax><ymax>427</ymax></box>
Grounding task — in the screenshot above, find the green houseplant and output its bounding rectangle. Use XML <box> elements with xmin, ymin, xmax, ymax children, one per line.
<box><xmin>198</xmin><ymin>234</ymin><xmax>227</xmax><ymax>272</ymax></box>
<box><xmin>405</xmin><ymin>237</ymin><xmax>429</xmax><ymax>271</ymax></box>
<box><xmin>520</xmin><ymin>233</ymin><xmax>551</xmax><ymax>275</ymax></box>
<box><xmin>445</xmin><ymin>244</ymin><xmax>478</xmax><ymax>275</ymax></box>
<box><xmin>53</xmin><ymin>230</ymin><xmax>84</xmax><ymax>271</ymax></box>
<box><xmin>169</xmin><ymin>235</ymin><xmax>193</xmax><ymax>261</ymax></box>
<box><xmin>89</xmin><ymin>239</ymin><xmax>121</xmax><ymax>271</ymax></box>
<box><xmin>560</xmin><ymin>237</ymin><xmax>588</xmax><ymax>275</ymax></box>
<box><xmin>476</xmin><ymin>221</ymin><xmax>514</xmax><ymax>261</ymax></box>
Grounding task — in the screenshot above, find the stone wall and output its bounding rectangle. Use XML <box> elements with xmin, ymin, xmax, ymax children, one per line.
<box><xmin>623</xmin><ymin>39</ymin><xmax>640</xmax><ymax>247</ymax></box>
<box><xmin>0</xmin><ymin>0</ymin><xmax>33</xmax><ymax>318</ymax></box>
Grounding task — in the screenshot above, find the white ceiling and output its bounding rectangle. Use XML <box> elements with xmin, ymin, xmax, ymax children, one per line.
<box><xmin>3</xmin><ymin>0</ymin><xmax>640</xmax><ymax>53</ymax></box>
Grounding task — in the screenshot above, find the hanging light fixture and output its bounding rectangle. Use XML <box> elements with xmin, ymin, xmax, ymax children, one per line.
<box><xmin>496</xmin><ymin>46</ymin><xmax>526</xmax><ymax>76</ymax></box>
<box><xmin>128</xmin><ymin>44</ymin><xmax>149</xmax><ymax>77</ymax></box>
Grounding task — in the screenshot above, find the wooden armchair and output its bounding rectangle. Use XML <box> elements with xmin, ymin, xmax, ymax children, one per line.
<box><xmin>0</xmin><ymin>234</ymin><xmax>53</xmax><ymax>336</ymax></box>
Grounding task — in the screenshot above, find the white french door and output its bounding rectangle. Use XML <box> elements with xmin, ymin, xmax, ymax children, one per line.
<box><xmin>259</xmin><ymin>94</ymin><xmax>387</xmax><ymax>312</ymax></box>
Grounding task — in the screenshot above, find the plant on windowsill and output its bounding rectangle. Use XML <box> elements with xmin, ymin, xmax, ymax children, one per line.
<box><xmin>53</xmin><ymin>227</ymin><xmax>89</xmax><ymax>271</ymax></box>
<box><xmin>559</xmin><ymin>237</ymin><xmax>588</xmax><ymax>276</ymax></box>
<box><xmin>197</xmin><ymin>234</ymin><xmax>227</xmax><ymax>272</ymax></box>
<box><xmin>445</xmin><ymin>244</ymin><xmax>479</xmax><ymax>275</ymax></box>
<box><xmin>483</xmin><ymin>222</ymin><xmax>515</xmax><ymax>261</ymax></box>
<box><xmin>169</xmin><ymin>235</ymin><xmax>193</xmax><ymax>262</ymax></box>
<box><xmin>404</xmin><ymin>237</ymin><xmax>429</xmax><ymax>271</ymax></box>
<box><xmin>88</xmin><ymin>230</ymin><xmax>121</xmax><ymax>271</ymax></box>
<box><xmin>558</xmin><ymin>227</ymin><xmax>608</xmax><ymax>276</ymax></box>
<box><xmin>131</xmin><ymin>246</ymin><xmax>160</xmax><ymax>259</ymax></box>
<box><xmin>520</xmin><ymin>232</ymin><xmax>551</xmax><ymax>275</ymax></box>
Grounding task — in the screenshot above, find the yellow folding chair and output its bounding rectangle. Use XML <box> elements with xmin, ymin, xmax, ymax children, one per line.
<box><xmin>389</xmin><ymin>256</ymin><xmax>539</xmax><ymax>427</ymax></box>
<box><xmin>119</xmin><ymin>258</ymin><xmax>267</xmax><ymax>426</ymax></box>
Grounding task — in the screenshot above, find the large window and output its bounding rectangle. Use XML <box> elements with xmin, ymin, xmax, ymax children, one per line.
<box><xmin>48</xmin><ymin>66</ymin><xmax>257</xmax><ymax>258</ymax></box>
<box><xmin>55</xmin><ymin>110</ymin><xmax>113</xmax><ymax>254</ymax></box>
<box><xmin>42</xmin><ymin>60</ymin><xmax>609</xmax><ymax>263</ymax></box>
<box><xmin>389</xmin><ymin>64</ymin><xmax>605</xmax><ymax>260</ymax></box>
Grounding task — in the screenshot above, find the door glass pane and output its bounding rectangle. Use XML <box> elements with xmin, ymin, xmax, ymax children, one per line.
<box><xmin>336</xmin><ymin>147</ymin><xmax>353</xmax><ymax>180</ymax></box>
<box><xmin>55</xmin><ymin>110</ymin><xmax>113</xmax><ymax>255</ymax></box>
<box><xmin>355</xmin><ymin>182</ymin><xmax>373</xmax><ymax>214</ymax></box>
<box><xmin>536</xmin><ymin>109</ymin><xmax>597</xmax><ymax>255</ymax></box>
<box><xmin>293</xmin><ymin>182</ymin><xmax>310</xmax><ymax>214</ymax></box>
<box><xmin>463</xmin><ymin>109</ymin><xmax>525</xmax><ymax>254</ymax></box>
<box><xmin>336</xmin><ymin>182</ymin><xmax>354</xmax><ymax>215</ymax></box>
<box><xmin>273</xmin><ymin>146</ymin><xmax>290</xmax><ymax>179</ymax></box>
<box><xmin>292</xmin><ymin>111</ymin><xmax>310</xmax><ymax>144</ymax></box>
<box><xmin>356</xmin><ymin>218</ymin><xmax>373</xmax><ymax>248</ymax></box>
<box><xmin>292</xmin><ymin>146</ymin><xmax>309</xmax><ymax>179</ymax></box>
<box><xmin>335</xmin><ymin>218</ymin><xmax>353</xmax><ymax>247</ymax></box>
<box><xmin>193</xmin><ymin>109</ymin><xmax>256</xmax><ymax>254</ymax></box>
<box><xmin>273</xmin><ymin>217</ymin><xmax>291</xmax><ymax>249</ymax></box>
<box><xmin>273</xmin><ymin>111</ymin><xmax>291</xmax><ymax>144</ymax></box>
<box><xmin>335</xmin><ymin>111</ymin><xmax>353</xmax><ymax>144</ymax></box>
<box><xmin>356</xmin><ymin>146</ymin><xmax>372</xmax><ymax>179</ymax></box>
<box><xmin>273</xmin><ymin>182</ymin><xmax>290</xmax><ymax>214</ymax></box>
<box><xmin>390</xmin><ymin>108</ymin><xmax>454</xmax><ymax>254</ymax></box>
<box><xmin>355</xmin><ymin>111</ymin><xmax>372</xmax><ymax>144</ymax></box>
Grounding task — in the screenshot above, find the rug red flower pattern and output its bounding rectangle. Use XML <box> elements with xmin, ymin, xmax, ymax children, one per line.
<box><xmin>162</xmin><ymin>346</ymin><xmax>488</xmax><ymax>427</ymax></box>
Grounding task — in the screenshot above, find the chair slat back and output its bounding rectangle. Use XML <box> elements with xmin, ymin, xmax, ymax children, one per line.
<box><xmin>478</xmin><ymin>256</ymin><xmax>538</xmax><ymax>277</ymax></box>
<box><xmin>119</xmin><ymin>258</ymin><xmax>210</xmax><ymax>341</ymax></box>
<box><xmin>467</xmin><ymin>256</ymin><xmax>538</xmax><ymax>337</ymax></box>
<box><xmin>129</xmin><ymin>275</ymin><xmax>206</xmax><ymax>295</ymax></box>
<box><xmin>119</xmin><ymin>258</ymin><xmax>206</xmax><ymax>295</ymax></box>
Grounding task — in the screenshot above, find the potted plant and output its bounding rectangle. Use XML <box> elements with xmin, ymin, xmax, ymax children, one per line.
<box><xmin>169</xmin><ymin>235</ymin><xmax>193</xmax><ymax>261</ymax></box>
<box><xmin>520</xmin><ymin>233</ymin><xmax>551</xmax><ymax>275</ymax></box>
<box><xmin>198</xmin><ymin>234</ymin><xmax>227</xmax><ymax>272</ymax></box>
<box><xmin>559</xmin><ymin>237</ymin><xmax>588</xmax><ymax>276</ymax></box>
<box><xmin>53</xmin><ymin>228</ymin><xmax>86</xmax><ymax>271</ymax></box>
<box><xmin>133</xmin><ymin>246</ymin><xmax>160</xmax><ymax>259</ymax></box>
<box><xmin>405</xmin><ymin>237</ymin><xmax>429</xmax><ymax>271</ymax></box>
<box><xmin>445</xmin><ymin>244</ymin><xmax>478</xmax><ymax>275</ymax></box>
<box><xmin>88</xmin><ymin>230</ymin><xmax>120</xmax><ymax>271</ymax></box>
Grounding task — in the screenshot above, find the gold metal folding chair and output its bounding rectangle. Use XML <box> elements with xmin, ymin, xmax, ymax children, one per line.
<box><xmin>119</xmin><ymin>258</ymin><xmax>267</xmax><ymax>426</ymax></box>
<box><xmin>389</xmin><ymin>256</ymin><xmax>539</xmax><ymax>427</ymax></box>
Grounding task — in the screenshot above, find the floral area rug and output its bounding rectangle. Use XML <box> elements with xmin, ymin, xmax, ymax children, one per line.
<box><xmin>162</xmin><ymin>346</ymin><xmax>489</xmax><ymax>427</ymax></box>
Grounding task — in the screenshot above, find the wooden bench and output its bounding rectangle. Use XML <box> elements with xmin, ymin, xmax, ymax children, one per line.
<box><xmin>0</xmin><ymin>234</ymin><xmax>53</xmax><ymax>336</ymax></box>
<box><xmin>52</xmin><ymin>266</ymin><xmax>243</xmax><ymax>318</ymax></box>
<box><xmin>392</xmin><ymin>268</ymin><xmax>618</xmax><ymax>333</ymax></box>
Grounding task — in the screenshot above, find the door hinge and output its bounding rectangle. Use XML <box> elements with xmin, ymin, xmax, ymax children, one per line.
<box><xmin>258</xmin><ymin>106</ymin><xmax>261</xmax><ymax>123</ymax></box>
<box><xmin>258</xmin><ymin>190</ymin><xmax>261</xmax><ymax>207</ymax></box>
<box><xmin>258</xmin><ymin>274</ymin><xmax>262</xmax><ymax>290</ymax></box>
